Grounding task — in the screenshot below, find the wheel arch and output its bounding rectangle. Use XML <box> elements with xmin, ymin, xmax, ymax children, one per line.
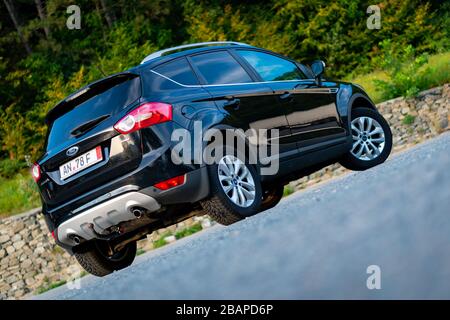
<box><xmin>351</xmin><ymin>95</ymin><xmax>377</xmax><ymax>111</ymax></box>
<box><xmin>347</xmin><ymin>93</ymin><xmax>378</xmax><ymax>129</ymax></box>
<box><xmin>184</xmin><ymin>111</ymin><xmax>262</xmax><ymax>183</ymax></box>
<box><xmin>203</xmin><ymin>124</ymin><xmax>261</xmax><ymax>172</ymax></box>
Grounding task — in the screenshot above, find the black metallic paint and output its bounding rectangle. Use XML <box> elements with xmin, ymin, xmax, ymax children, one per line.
<box><xmin>37</xmin><ymin>44</ymin><xmax>379</xmax><ymax>253</ymax></box>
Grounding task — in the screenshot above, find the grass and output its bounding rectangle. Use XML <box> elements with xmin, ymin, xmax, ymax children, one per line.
<box><xmin>152</xmin><ymin>231</ymin><xmax>173</xmax><ymax>249</ymax></box>
<box><xmin>136</xmin><ymin>248</ymin><xmax>146</xmax><ymax>256</ymax></box>
<box><xmin>418</xmin><ymin>52</ymin><xmax>450</xmax><ymax>92</ymax></box>
<box><xmin>402</xmin><ymin>114</ymin><xmax>416</xmax><ymax>125</ymax></box>
<box><xmin>35</xmin><ymin>279</ymin><xmax>66</xmax><ymax>294</ymax></box>
<box><xmin>35</xmin><ymin>271</ymin><xmax>88</xmax><ymax>294</ymax></box>
<box><xmin>175</xmin><ymin>223</ymin><xmax>202</xmax><ymax>239</ymax></box>
<box><xmin>348</xmin><ymin>70</ymin><xmax>389</xmax><ymax>103</ymax></box>
<box><xmin>51</xmin><ymin>246</ymin><xmax>65</xmax><ymax>255</ymax></box>
<box><xmin>349</xmin><ymin>51</ymin><xmax>450</xmax><ymax>103</ymax></box>
<box><xmin>0</xmin><ymin>172</ymin><xmax>41</xmax><ymax>218</ymax></box>
<box><xmin>283</xmin><ymin>185</ymin><xmax>295</xmax><ymax>197</ymax></box>
<box><xmin>151</xmin><ymin>223</ymin><xmax>204</xmax><ymax>250</ymax></box>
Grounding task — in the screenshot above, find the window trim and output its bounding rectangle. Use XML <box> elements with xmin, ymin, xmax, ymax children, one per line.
<box><xmin>150</xmin><ymin>69</ymin><xmax>338</xmax><ymax>94</ymax></box>
<box><xmin>186</xmin><ymin>49</ymin><xmax>258</xmax><ymax>85</ymax></box>
<box><xmin>232</xmin><ymin>48</ymin><xmax>308</xmax><ymax>82</ymax></box>
<box><xmin>153</xmin><ymin>56</ymin><xmax>201</xmax><ymax>86</ymax></box>
<box><xmin>228</xmin><ymin>49</ymin><xmax>262</xmax><ymax>82</ymax></box>
<box><xmin>148</xmin><ymin>47</ymin><xmax>320</xmax><ymax>88</ymax></box>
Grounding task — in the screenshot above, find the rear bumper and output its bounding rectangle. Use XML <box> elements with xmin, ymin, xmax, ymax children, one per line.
<box><xmin>56</xmin><ymin>192</ymin><xmax>161</xmax><ymax>246</ymax></box>
<box><xmin>50</xmin><ymin>166</ymin><xmax>210</xmax><ymax>250</ymax></box>
<box><xmin>43</xmin><ymin>143</ymin><xmax>205</xmax><ymax>224</ymax></box>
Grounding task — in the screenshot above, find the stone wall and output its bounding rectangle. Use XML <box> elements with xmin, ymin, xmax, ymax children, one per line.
<box><xmin>288</xmin><ymin>84</ymin><xmax>450</xmax><ymax>191</ymax></box>
<box><xmin>0</xmin><ymin>84</ymin><xmax>449</xmax><ymax>300</ymax></box>
<box><xmin>0</xmin><ymin>209</ymin><xmax>213</xmax><ymax>300</ymax></box>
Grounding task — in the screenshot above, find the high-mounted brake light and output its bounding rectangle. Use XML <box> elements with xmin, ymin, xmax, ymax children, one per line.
<box><xmin>114</xmin><ymin>102</ymin><xmax>172</xmax><ymax>134</ymax></box>
<box><xmin>154</xmin><ymin>175</ymin><xmax>186</xmax><ymax>190</ymax></box>
<box><xmin>31</xmin><ymin>163</ymin><xmax>41</xmax><ymax>183</ymax></box>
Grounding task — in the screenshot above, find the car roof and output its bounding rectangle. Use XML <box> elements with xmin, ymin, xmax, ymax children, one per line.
<box><xmin>136</xmin><ymin>42</ymin><xmax>273</xmax><ymax>70</ymax></box>
<box><xmin>140</xmin><ymin>41</ymin><xmax>251</xmax><ymax>64</ymax></box>
<box><xmin>45</xmin><ymin>43</ymin><xmax>253</xmax><ymax>120</ymax></box>
<box><xmin>46</xmin><ymin>42</ymin><xmax>312</xmax><ymax>120</ymax></box>
<box><xmin>134</xmin><ymin>42</ymin><xmax>313</xmax><ymax>78</ymax></box>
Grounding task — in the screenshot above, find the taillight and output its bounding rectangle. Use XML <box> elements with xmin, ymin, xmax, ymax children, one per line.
<box><xmin>114</xmin><ymin>102</ymin><xmax>172</xmax><ymax>134</ymax></box>
<box><xmin>31</xmin><ymin>163</ymin><xmax>41</xmax><ymax>182</ymax></box>
<box><xmin>154</xmin><ymin>175</ymin><xmax>186</xmax><ymax>190</ymax></box>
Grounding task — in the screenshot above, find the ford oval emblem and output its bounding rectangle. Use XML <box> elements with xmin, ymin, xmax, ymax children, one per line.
<box><xmin>66</xmin><ymin>146</ymin><xmax>79</xmax><ymax>157</ymax></box>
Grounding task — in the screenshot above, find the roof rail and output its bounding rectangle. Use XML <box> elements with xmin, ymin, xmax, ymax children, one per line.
<box><xmin>140</xmin><ymin>41</ymin><xmax>251</xmax><ymax>64</ymax></box>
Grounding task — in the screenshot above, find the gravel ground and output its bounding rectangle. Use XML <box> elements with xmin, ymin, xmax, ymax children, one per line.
<box><xmin>36</xmin><ymin>132</ymin><xmax>450</xmax><ymax>299</ymax></box>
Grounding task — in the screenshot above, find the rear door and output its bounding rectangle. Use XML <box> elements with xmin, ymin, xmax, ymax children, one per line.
<box><xmin>234</xmin><ymin>49</ymin><xmax>346</xmax><ymax>151</ymax></box>
<box><xmin>38</xmin><ymin>74</ymin><xmax>143</xmax><ymax>207</ymax></box>
<box><xmin>187</xmin><ymin>50</ymin><xmax>295</xmax><ymax>159</ymax></box>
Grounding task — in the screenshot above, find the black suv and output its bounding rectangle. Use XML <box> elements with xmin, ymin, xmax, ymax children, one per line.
<box><xmin>33</xmin><ymin>42</ymin><xmax>392</xmax><ymax>276</ymax></box>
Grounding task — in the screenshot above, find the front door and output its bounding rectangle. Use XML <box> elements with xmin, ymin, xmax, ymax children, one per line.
<box><xmin>272</xmin><ymin>80</ymin><xmax>345</xmax><ymax>150</ymax></box>
<box><xmin>233</xmin><ymin>48</ymin><xmax>346</xmax><ymax>152</ymax></box>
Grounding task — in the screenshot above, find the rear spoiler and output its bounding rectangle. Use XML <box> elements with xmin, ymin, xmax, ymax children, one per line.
<box><xmin>45</xmin><ymin>72</ymin><xmax>139</xmax><ymax>125</ymax></box>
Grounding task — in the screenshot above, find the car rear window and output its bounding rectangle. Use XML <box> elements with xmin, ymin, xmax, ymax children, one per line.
<box><xmin>189</xmin><ymin>51</ymin><xmax>253</xmax><ymax>85</ymax></box>
<box><xmin>46</xmin><ymin>76</ymin><xmax>141</xmax><ymax>151</ymax></box>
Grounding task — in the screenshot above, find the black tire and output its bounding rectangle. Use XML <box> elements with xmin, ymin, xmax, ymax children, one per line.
<box><xmin>74</xmin><ymin>240</ymin><xmax>137</xmax><ymax>277</ymax></box>
<box><xmin>339</xmin><ymin>107</ymin><xmax>393</xmax><ymax>171</ymax></box>
<box><xmin>259</xmin><ymin>184</ymin><xmax>284</xmax><ymax>212</ymax></box>
<box><xmin>201</xmin><ymin>148</ymin><xmax>262</xmax><ymax>226</ymax></box>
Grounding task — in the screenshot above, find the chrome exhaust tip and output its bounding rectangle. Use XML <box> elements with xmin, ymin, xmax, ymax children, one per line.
<box><xmin>70</xmin><ymin>235</ymin><xmax>81</xmax><ymax>245</ymax></box>
<box><xmin>131</xmin><ymin>207</ymin><xmax>145</xmax><ymax>218</ymax></box>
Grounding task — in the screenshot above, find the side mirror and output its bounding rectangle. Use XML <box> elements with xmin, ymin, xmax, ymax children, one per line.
<box><xmin>311</xmin><ymin>60</ymin><xmax>326</xmax><ymax>85</ymax></box>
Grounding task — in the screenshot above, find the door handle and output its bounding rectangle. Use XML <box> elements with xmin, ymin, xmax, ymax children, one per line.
<box><xmin>279</xmin><ymin>92</ymin><xmax>293</xmax><ymax>102</ymax></box>
<box><xmin>224</xmin><ymin>98</ymin><xmax>240</xmax><ymax>110</ymax></box>
<box><xmin>294</xmin><ymin>83</ymin><xmax>310</xmax><ymax>90</ymax></box>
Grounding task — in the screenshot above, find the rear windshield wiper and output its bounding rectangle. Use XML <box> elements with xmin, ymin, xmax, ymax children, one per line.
<box><xmin>70</xmin><ymin>114</ymin><xmax>110</xmax><ymax>137</ymax></box>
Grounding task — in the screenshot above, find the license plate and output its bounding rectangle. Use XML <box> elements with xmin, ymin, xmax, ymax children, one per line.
<box><xmin>59</xmin><ymin>146</ymin><xmax>103</xmax><ymax>180</ymax></box>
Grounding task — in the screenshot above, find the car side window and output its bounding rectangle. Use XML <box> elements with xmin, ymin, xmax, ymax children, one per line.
<box><xmin>154</xmin><ymin>57</ymin><xmax>199</xmax><ymax>85</ymax></box>
<box><xmin>189</xmin><ymin>51</ymin><xmax>253</xmax><ymax>85</ymax></box>
<box><xmin>237</xmin><ymin>50</ymin><xmax>306</xmax><ymax>81</ymax></box>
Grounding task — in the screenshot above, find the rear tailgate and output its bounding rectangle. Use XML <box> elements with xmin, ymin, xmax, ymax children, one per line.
<box><xmin>38</xmin><ymin>73</ymin><xmax>143</xmax><ymax>207</ymax></box>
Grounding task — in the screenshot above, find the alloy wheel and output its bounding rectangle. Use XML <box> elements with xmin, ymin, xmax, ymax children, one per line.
<box><xmin>217</xmin><ymin>155</ymin><xmax>256</xmax><ymax>207</ymax></box>
<box><xmin>350</xmin><ymin>116</ymin><xmax>386</xmax><ymax>161</ymax></box>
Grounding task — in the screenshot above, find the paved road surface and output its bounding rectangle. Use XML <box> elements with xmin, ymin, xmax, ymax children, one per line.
<box><xmin>36</xmin><ymin>132</ymin><xmax>450</xmax><ymax>299</ymax></box>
